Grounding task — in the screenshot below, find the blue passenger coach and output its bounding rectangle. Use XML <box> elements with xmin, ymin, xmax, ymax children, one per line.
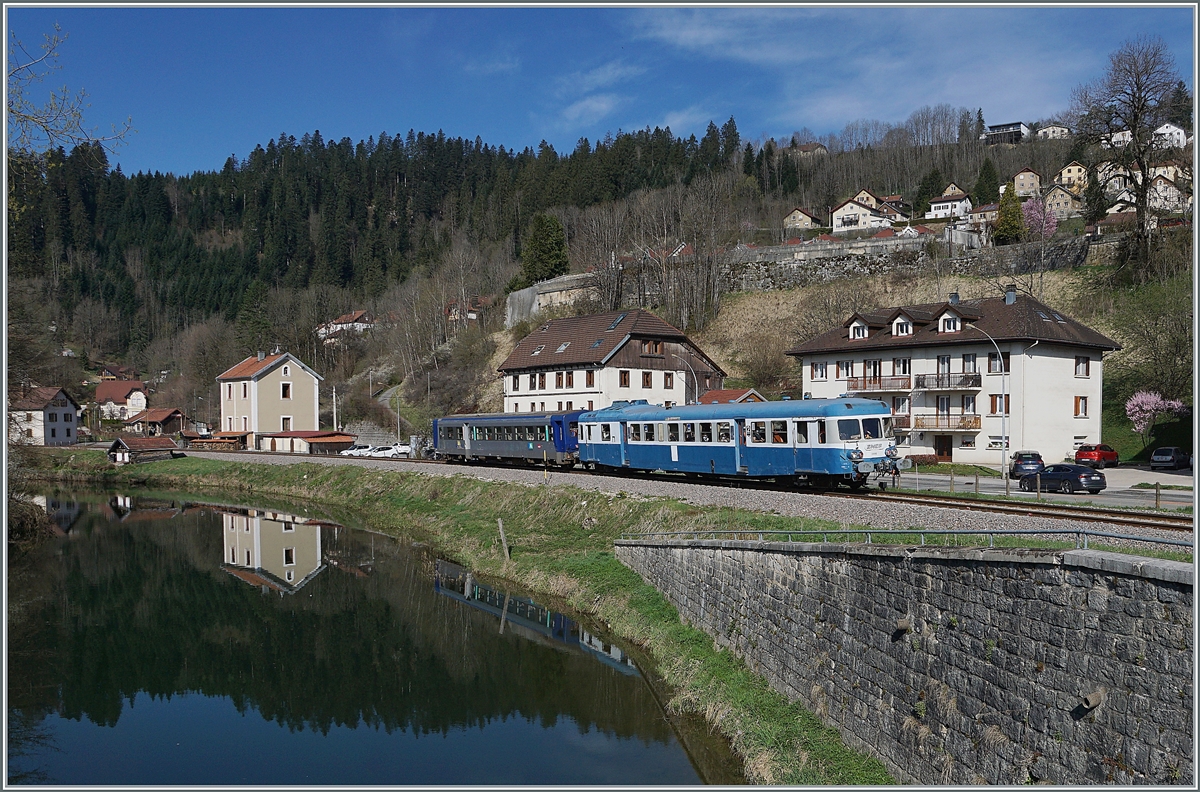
<box><xmin>433</xmin><ymin>410</ymin><xmax>584</xmax><ymax>466</ymax></box>
<box><xmin>576</xmin><ymin>398</ymin><xmax>897</xmax><ymax>488</ymax></box>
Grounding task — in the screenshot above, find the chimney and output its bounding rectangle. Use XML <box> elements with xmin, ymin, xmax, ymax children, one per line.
<box><xmin>257</xmin><ymin>350</ymin><xmax>265</xmax><ymax>361</ymax></box>
<box><xmin>949</xmin><ymin>291</ymin><xmax>960</xmax><ymax>305</ymax></box>
<box><xmin>1004</xmin><ymin>284</ymin><xmax>1017</xmax><ymax>305</ymax></box>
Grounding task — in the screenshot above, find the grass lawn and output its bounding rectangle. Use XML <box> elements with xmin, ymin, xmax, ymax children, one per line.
<box><xmin>912</xmin><ymin>463</ymin><xmax>1000</xmax><ymax>477</ymax></box>
<box><xmin>1101</xmin><ymin>399</ymin><xmax>1193</xmax><ymax>464</ymax></box>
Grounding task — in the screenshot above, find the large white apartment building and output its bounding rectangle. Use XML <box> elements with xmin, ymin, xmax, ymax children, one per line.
<box><xmin>787</xmin><ymin>288</ymin><xmax>1120</xmax><ymax>466</ymax></box>
<box><xmin>498</xmin><ymin>310</ymin><xmax>725</xmax><ymax>413</ymax></box>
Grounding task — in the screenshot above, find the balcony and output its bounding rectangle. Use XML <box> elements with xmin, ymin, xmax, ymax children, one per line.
<box><xmin>913</xmin><ymin>373</ymin><xmax>982</xmax><ymax>390</ymax></box>
<box><xmin>912</xmin><ymin>414</ymin><xmax>982</xmax><ymax>431</ymax></box>
<box><xmin>846</xmin><ymin>376</ymin><xmax>911</xmax><ymax>393</ymax></box>
<box><xmin>891</xmin><ymin>414</ymin><xmax>912</xmax><ymax>429</ymax></box>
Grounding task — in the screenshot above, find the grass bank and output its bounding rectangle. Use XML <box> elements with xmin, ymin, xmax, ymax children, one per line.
<box><xmin>29</xmin><ymin>448</ymin><xmax>892</xmax><ymax>785</ymax></box>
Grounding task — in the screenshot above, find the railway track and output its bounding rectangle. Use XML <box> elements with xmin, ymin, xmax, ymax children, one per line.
<box><xmin>189</xmin><ymin>450</ymin><xmax>1194</xmax><ymax>534</ymax></box>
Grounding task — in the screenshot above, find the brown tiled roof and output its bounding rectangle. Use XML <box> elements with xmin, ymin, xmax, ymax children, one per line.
<box><xmin>698</xmin><ymin>388</ymin><xmax>765</xmax><ymax>404</ymax></box>
<box><xmin>9</xmin><ymin>386</ymin><xmax>77</xmax><ymax>410</ymax></box>
<box><xmin>329</xmin><ymin>310</ymin><xmax>372</xmax><ymax>325</ymax></box>
<box><xmin>787</xmin><ymin>206</ymin><xmax>820</xmax><ymax>221</ymax></box>
<box><xmin>787</xmin><ymin>294</ymin><xmax>1120</xmax><ymax>357</ymax></box>
<box><xmin>930</xmin><ymin>192</ymin><xmax>970</xmax><ymax>203</ymax></box>
<box><xmin>796</xmin><ymin>142</ymin><xmax>827</xmax><ymax>152</ymax></box>
<box><xmin>258</xmin><ymin>431</ymin><xmax>356</xmax><ymax>440</ymax></box>
<box><xmin>95</xmin><ymin>380</ymin><xmax>146</xmax><ymax>404</ymax></box>
<box><xmin>498</xmin><ymin>309</ymin><xmax>722</xmax><ymax>373</ymax></box>
<box><xmin>217</xmin><ymin>354</ymin><xmax>286</xmax><ymax>380</ymax></box>
<box><xmin>110</xmin><ymin>435</ymin><xmax>179</xmax><ymax>452</ymax></box>
<box><xmin>125</xmin><ymin>408</ymin><xmax>184</xmax><ymax>424</ymax></box>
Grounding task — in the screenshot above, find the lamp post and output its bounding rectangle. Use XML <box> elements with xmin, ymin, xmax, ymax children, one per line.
<box><xmin>672</xmin><ymin>353</ymin><xmax>699</xmax><ymax>404</ymax></box>
<box><xmin>966</xmin><ymin>322</ymin><xmax>1008</xmax><ymax>486</ymax></box>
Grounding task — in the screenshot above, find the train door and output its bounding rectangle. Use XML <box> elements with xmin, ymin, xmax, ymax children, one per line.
<box><xmin>619</xmin><ymin>422</ymin><xmax>628</xmax><ymax>467</ymax></box>
<box><xmin>792</xmin><ymin>419</ymin><xmax>813</xmax><ymax>472</ymax></box>
<box><xmin>734</xmin><ymin>419</ymin><xmax>746</xmax><ymax>473</ymax></box>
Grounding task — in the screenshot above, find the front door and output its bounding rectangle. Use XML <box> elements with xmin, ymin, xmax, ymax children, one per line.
<box><xmin>934</xmin><ymin>435</ymin><xmax>953</xmax><ymax>462</ymax></box>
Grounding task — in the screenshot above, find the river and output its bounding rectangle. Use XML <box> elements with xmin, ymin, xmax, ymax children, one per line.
<box><xmin>7</xmin><ymin>490</ymin><xmax>740</xmax><ymax>785</ymax></box>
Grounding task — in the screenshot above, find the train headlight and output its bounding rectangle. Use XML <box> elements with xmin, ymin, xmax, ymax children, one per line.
<box><xmin>885</xmin><ymin>447</ymin><xmax>899</xmax><ymax>459</ymax></box>
<box><xmin>849</xmin><ymin>449</ymin><xmax>864</xmax><ymax>462</ymax></box>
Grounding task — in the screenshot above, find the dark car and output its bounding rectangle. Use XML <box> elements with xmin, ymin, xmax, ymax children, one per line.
<box><xmin>1008</xmin><ymin>451</ymin><xmax>1045</xmax><ymax>479</ymax></box>
<box><xmin>1019</xmin><ymin>464</ymin><xmax>1106</xmax><ymax>494</ymax></box>
<box><xmin>1074</xmin><ymin>444</ymin><xmax>1119</xmax><ymax>469</ymax></box>
<box><xmin>1149</xmin><ymin>447</ymin><xmax>1190</xmax><ymax>470</ymax></box>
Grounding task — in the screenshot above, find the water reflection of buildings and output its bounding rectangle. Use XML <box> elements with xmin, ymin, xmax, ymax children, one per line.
<box><xmin>219</xmin><ymin>508</ymin><xmax>329</xmax><ymax>596</ymax></box>
<box><xmin>434</xmin><ymin>560</ymin><xmax>639</xmax><ymax>676</ymax></box>
<box><xmin>32</xmin><ymin>495</ymin><xmax>82</xmax><ymax>535</ymax></box>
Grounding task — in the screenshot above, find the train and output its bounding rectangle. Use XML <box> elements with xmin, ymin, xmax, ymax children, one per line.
<box><xmin>432</xmin><ymin>397</ymin><xmax>902</xmax><ymax>489</ymax></box>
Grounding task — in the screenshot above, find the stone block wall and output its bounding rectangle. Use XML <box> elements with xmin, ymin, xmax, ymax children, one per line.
<box><xmin>615</xmin><ymin>540</ymin><xmax>1193</xmax><ymax>785</ymax></box>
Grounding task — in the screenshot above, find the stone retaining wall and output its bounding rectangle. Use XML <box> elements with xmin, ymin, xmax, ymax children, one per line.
<box><xmin>615</xmin><ymin>539</ymin><xmax>1193</xmax><ymax>785</ymax></box>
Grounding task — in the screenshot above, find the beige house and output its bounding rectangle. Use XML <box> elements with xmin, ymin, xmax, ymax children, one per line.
<box><xmin>968</xmin><ymin>203</ymin><xmax>1000</xmax><ymax>230</ymax></box>
<box><xmin>1037</xmin><ymin>124</ymin><xmax>1071</xmax><ymax>140</ymax></box>
<box><xmin>795</xmin><ymin>142</ymin><xmax>828</xmax><ymax>156</ymax></box>
<box><xmin>221</xmin><ymin>508</ymin><xmax>326</xmax><ymax>594</ymax></box>
<box><xmin>783</xmin><ymin>207</ymin><xmax>822</xmax><ymax>229</ymax></box>
<box><xmin>217</xmin><ymin>352</ymin><xmax>322</xmax><ymax>449</ymax></box>
<box><xmin>1053</xmin><ymin>161</ymin><xmax>1088</xmax><ymax>194</ymax></box>
<box><xmin>1012</xmin><ymin>168</ymin><xmax>1042</xmax><ymax>197</ymax></box>
<box><xmin>832</xmin><ymin>198</ymin><xmax>893</xmax><ymax>233</ymax></box>
<box><xmin>1043</xmin><ymin>185</ymin><xmax>1082</xmax><ymax>219</ymax></box>
<box><xmin>851</xmin><ymin>189</ymin><xmax>882</xmax><ymax>208</ymax></box>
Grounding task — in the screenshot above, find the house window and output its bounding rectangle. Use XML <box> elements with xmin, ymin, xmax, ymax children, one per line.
<box><xmin>851</xmin><ymin>324</ymin><xmax>867</xmax><ymax>339</ymax></box>
<box><xmin>228</xmin><ymin>417</ymin><xmax>233</xmax><ymax>431</ymax></box>
<box><xmin>1075</xmin><ymin>356</ymin><xmax>1090</xmax><ymax>377</ymax></box>
<box><xmin>989</xmin><ymin>394</ymin><xmax>1010</xmax><ymax>415</ymax></box>
<box><xmin>282</xmin><ymin>417</ymin><xmax>291</xmax><ymax>431</ymax></box>
<box><xmin>555</xmin><ymin>372</ymin><xmax>563</xmax><ymax>389</ymax></box>
<box><xmin>565</xmin><ymin>371</ymin><xmax>574</xmax><ymax>388</ymax></box>
<box><xmin>892</xmin><ymin>396</ymin><xmax>910</xmax><ymax>414</ymax></box>
<box><xmin>50</xmin><ymin>428</ymin><xmax>56</xmax><ymax>438</ymax></box>
<box><xmin>642</xmin><ymin>371</ymin><xmax>653</xmax><ymax>388</ymax></box>
<box><xmin>63</xmin><ymin>412</ymin><xmax>72</xmax><ymax>422</ymax></box>
<box><xmin>512</xmin><ymin>375</ymin><xmax>520</xmax><ymax>392</ymax></box>
<box><xmin>962</xmin><ymin>353</ymin><xmax>977</xmax><ymax>373</ymax></box>
<box><xmin>836</xmin><ymin>360</ymin><xmax>854</xmax><ymax>379</ymax></box>
<box><xmin>619</xmin><ymin>370</ymin><xmax>630</xmax><ymax>388</ymax></box>
<box><xmin>894</xmin><ymin>320</ymin><xmax>912</xmax><ymax>336</ymax></box>
<box><xmin>640</xmin><ymin>340</ymin><xmax>662</xmax><ymax>355</ymax></box>
<box><xmin>556</xmin><ymin>342</ymin><xmax>570</xmax><ymax>353</ymax></box>
<box><xmin>283</xmin><ymin>366</ymin><xmax>289</xmax><ymax>376</ymax></box>
<box><xmin>960</xmin><ymin>436</ymin><xmax>975</xmax><ymax>448</ymax></box>
<box><xmin>988</xmin><ymin>352</ymin><xmax>1010</xmax><ymax>373</ymax></box>
<box><xmin>557</xmin><ymin>401</ymin><xmax>563</xmax><ymax>411</ymax></box>
<box><xmin>941</xmin><ymin>316</ymin><xmax>959</xmax><ymax>333</ymax></box>
<box><xmin>538</xmin><ymin>372</ymin><xmax>547</xmax><ymax>389</ymax></box>
<box><xmin>47</xmin><ymin>413</ymin><xmax>57</xmax><ymax>422</ymax></box>
<box><xmin>531</xmin><ymin>345</ymin><xmax>545</xmax><ymax>356</ymax></box>
<box><xmin>281</xmin><ymin>383</ymin><xmax>291</xmax><ymax>399</ymax></box>
<box><xmin>24</xmin><ymin>413</ymin><xmax>31</xmax><ymax>422</ymax></box>
<box><xmin>1075</xmin><ymin>396</ymin><xmax>1088</xmax><ymax>417</ymax></box>
<box><xmin>530</xmin><ymin>402</ymin><xmax>536</xmax><ymax>412</ymax></box>
<box><xmin>284</xmin><ymin>547</ymin><xmax>295</xmax><ymax>566</ymax></box>
<box><xmin>65</xmin><ymin>428</ymin><xmax>71</xmax><ymax>437</ymax></box>
<box><xmin>25</xmin><ymin>429</ymin><xmax>31</xmax><ymax>438</ymax></box>
<box><xmin>566</xmin><ymin>401</ymin><xmax>573</xmax><ymax>410</ymax></box>
<box><xmin>242</xmin><ymin>416</ymin><xmax>248</xmax><ymax>431</ymax></box>
<box><xmin>811</xmin><ymin>362</ymin><xmax>827</xmax><ymax>380</ymax></box>
<box><xmin>664</xmin><ymin>372</ymin><xmax>674</xmax><ymax>389</ymax></box>
<box><xmin>962</xmin><ymin>395</ymin><xmax>976</xmax><ymax>414</ymax></box>
<box><xmin>893</xmin><ymin>358</ymin><xmax>911</xmax><ymax>375</ymax></box>
<box><xmin>587</xmin><ymin>400</ymin><xmax>594</xmax><ymax>410</ymax></box>
<box><xmin>937</xmin><ymin>355</ymin><xmax>951</xmax><ymax>374</ymax></box>
<box><xmin>227</xmin><ymin>384</ymin><xmax>233</xmax><ymax>400</ymax></box>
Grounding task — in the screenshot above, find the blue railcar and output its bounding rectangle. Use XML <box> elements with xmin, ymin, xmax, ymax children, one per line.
<box><xmin>433</xmin><ymin>410</ymin><xmax>584</xmax><ymax>467</ymax></box>
<box><xmin>576</xmin><ymin>398</ymin><xmax>898</xmax><ymax>488</ymax></box>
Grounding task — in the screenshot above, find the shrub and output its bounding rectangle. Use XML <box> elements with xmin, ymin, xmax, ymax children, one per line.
<box><xmin>906</xmin><ymin>454</ymin><xmax>939</xmax><ymax>467</ymax></box>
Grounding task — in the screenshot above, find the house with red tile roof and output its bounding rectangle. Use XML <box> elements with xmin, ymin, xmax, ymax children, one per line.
<box><xmin>697</xmin><ymin>388</ymin><xmax>766</xmax><ymax>404</ymax></box>
<box><xmin>831</xmin><ymin>198</ymin><xmax>893</xmax><ymax>235</ymax></box>
<box><xmin>783</xmin><ymin>206</ymin><xmax>822</xmax><ymax>230</ymax></box>
<box><xmin>107</xmin><ymin>435</ymin><xmax>180</xmax><ymax>464</ymax></box>
<box><xmin>95</xmin><ymin>380</ymin><xmax>148</xmax><ymax>420</ymax></box>
<box><xmin>217</xmin><ymin>352</ymin><xmax>322</xmax><ymax>448</ymax></box>
<box><xmin>316</xmin><ymin>310</ymin><xmax>375</xmax><ymax>341</ymax></box>
<box><xmin>123</xmin><ymin>408</ymin><xmax>187</xmax><ymax>437</ymax></box>
<box><xmin>498</xmin><ymin>309</ymin><xmax>725</xmax><ymax>412</ymax></box>
<box><xmin>9</xmin><ymin>386</ymin><xmax>81</xmax><ymax>446</ymax></box>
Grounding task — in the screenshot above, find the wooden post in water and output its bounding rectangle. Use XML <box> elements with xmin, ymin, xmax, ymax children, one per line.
<box><xmin>499</xmin><ymin>591</ymin><xmax>511</xmax><ymax>634</ymax></box>
<box><xmin>497</xmin><ymin>518</ymin><xmax>511</xmax><ymax>561</ymax></box>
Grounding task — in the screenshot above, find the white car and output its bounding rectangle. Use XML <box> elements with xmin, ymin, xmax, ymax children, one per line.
<box><xmin>339</xmin><ymin>444</ymin><xmax>371</xmax><ymax>457</ymax></box>
<box><xmin>366</xmin><ymin>444</ymin><xmax>412</xmax><ymax>458</ymax></box>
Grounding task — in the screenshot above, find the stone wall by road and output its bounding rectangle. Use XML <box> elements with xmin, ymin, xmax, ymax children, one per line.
<box><xmin>615</xmin><ymin>539</ymin><xmax>1193</xmax><ymax>785</ymax></box>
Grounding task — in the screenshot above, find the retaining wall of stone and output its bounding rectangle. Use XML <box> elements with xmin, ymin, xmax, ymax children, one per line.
<box><xmin>615</xmin><ymin>539</ymin><xmax>1193</xmax><ymax>785</ymax></box>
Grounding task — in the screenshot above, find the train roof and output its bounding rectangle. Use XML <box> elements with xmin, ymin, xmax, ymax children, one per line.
<box><xmin>435</xmin><ymin>410</ymin><xmax>585</xmax><ymax>424</ymax></box>
<box><xmin>579</xmin><ymin>398</ymin><xmax>889</xmax><ymax>422</ymax></box>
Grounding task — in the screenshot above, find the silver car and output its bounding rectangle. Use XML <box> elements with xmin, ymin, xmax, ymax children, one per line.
<box><xmin>339</xmin><ymin>444</ymin><xmax>371</xmax><ymax>457</ymax></box>
<box><xmin>366</xmin><ymin>444</ymin><xmax>412</xmax><ymax>458</ymax></box>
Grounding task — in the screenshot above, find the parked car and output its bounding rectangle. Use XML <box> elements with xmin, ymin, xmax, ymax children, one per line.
<box><xmin>366</xmin><ymin>443</ymin><xmax>412</xmax><ymax>458</ymax></box>
<box><xmin>339</xmin><ymin>444</ymin><xmax>371</xmax><ymax>457</ymax></box>
<box><xmin>1074</xmin><ymin>444</ymin><xmax>1119</xmax><ymax>469</ymax></box>
<box><xmin>1019</xmin><ymin>464</ymin><xmax>1106</xmax><ymax>494</ymax></box>
<box><xmin>1149</xmin><ymin>447</ymin><xmax>1190</xmax><ymax>470</ymax></box>
<box><xmin>1008</xmin><ymin>450</ymin><xmax>1045</xmax><ymax>479</ymax></box>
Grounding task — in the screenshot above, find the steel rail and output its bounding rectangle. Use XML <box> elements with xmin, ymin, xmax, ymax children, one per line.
<box><xmin>618</xmin><ymin>527</ymin><xmax>1194</xmax><ymax>550</ymax></box>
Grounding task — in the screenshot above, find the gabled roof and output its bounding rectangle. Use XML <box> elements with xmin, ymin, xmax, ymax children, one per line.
<box><xmin>1056</xmin><ymin>160</ymin><xmax>1085</xmax><ymax>172</ymax></box>
<box><xmin>125</xmin><ymin>408</ymin><xmax>184</xmax><ymax>424</ymax></box>
<box><xmin>788</xmin><ymin>294</ymin><xmax>1120</xmax><ymax>357</ymax></box>
<box><xmin>10</xmin><ymin>386</ymin><xmax>80</xmax><ymax>411</ymax></box>
<box><xmin>109</xmin><ymin>435</ymin><xmax>179</xmax><ymax>452</ymax></box>
<box><xmin>95</xmin><ymin>380</ymin><xmax>146</xmax><ymax>404</ymax></box>
<box><xmin>971</xmin><ymin>203</ymin><xmax>1000</xmax><ymax>214</ymax></box>
<box><xmin>217</xmin><ymin>352</ymin><xmax>323</xmax><ymax>382</ymax></box>
<box><xmin>796</xmin><ymin>142</ymin><xmax>827</xmax><ymax>153</ymax></box>
<box><xmin>786</xmin><ymin>206</ymin><xmax>821</xmax><ymax>221</ymax></box>
<box><xmin>832</xmin><ymin>198</ymin><xmax>884</xmax><ymax>216</ymax></box>
<box><xmin>930</xmin><ymin>192</ymin><xmax>970</xmax><ymax>204</ymax></box>
<box><xmin>698</xmin><ymin>388</ymin><xmax>766</xmax><ymax>404</ymax></box>
<box><xmin>497</xmin><ymin>309</ymin><xmax>725</xmax><ymax>375</ymax></box>
<box><xmin>328</xmin><ymin>310</ymin><xmax>373</xmax><ymax>325</ymax></box>
<box><xmin>1013</xmin><ymin>167</ymin><xmax>1042</xmax><ymax>178</ymax></box>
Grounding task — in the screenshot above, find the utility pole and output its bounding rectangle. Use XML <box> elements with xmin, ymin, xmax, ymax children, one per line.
<box><xmin>332</xmin><ymin>385</ymin><xmax>337</xmax><ymax>431</ymax></box>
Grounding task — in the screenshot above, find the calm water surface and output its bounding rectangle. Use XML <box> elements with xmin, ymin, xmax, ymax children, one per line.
<box><xmin>7</xmin><ymin>492</ymin><xmax>722</xmax><ymax>785</ymax></box>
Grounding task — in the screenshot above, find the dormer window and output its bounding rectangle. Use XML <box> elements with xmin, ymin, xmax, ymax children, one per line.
<box><xmin>941</xmin><ymin>316</ymin><xmax>960</xmax><ymax>333</ymax></box>
<box><xmin>851</xmin><ymin>324</ymin><xmax>867</xmax><ymax>339</ymax></box>
<box><xmin>893</xmin><ymin>320</ymin><xmax>912</xmax><ymax>336</ymax></box>
<box><xmin>531</xmin><ymin>345</ymin><xmax>545</xmax><ymax>356</ymax></box>
<box><xmin>555</xmin><ymin>342</ymin><xmax>571</xmax><ymax>353</ymax></box>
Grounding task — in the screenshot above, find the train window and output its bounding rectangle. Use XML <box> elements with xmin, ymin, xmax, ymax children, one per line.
<box><xmin>601</xmin><ymin>424</ymin><xmax>611</xmax><ymax>442</ymax></box>
<box><xmin>568</xmin><ymin>422</ymin><xmax>578</xmax><ymax>438</ymax></box>
<box><xmin>881</xmin><ymin>416</ymin><xmax>893</xmax><ymax>437</ymax></box>
<box><xmin>629</xmin><ymin>423</ymin><xmax>641</xmax><ymax>442</ymax></box>
<box><xmin>667</xmin><ymin>423</ymin><xmax>679</xmax><ymax>442</ymax></box>
<box><xmin>818</xmin><ymin>421</ymin><xmax>827</xmax><ymax>444</ymax></box>
<box><xmin>683</xmin><ymin>422</ymin><xmax>695</xmax><ymax>442</ymax></box>
<box><xmin>750</xmin><ymin>421</ymin><xmax>767</xmax><ymax>443</ymax></box>
<box><xmin>586</xmin><ymin>424</ymin><xmax>593</xmax><ymax>441</ymax></box>
<box><xmin>837</xmin><ymin>419</ymin><xmax>862</xmax><ymax>440</ymax></box>
<box><xmin>862</xmin><ymin>418</ymin><xmax>883</xmax><ymax>439</ymax></box>
<box><xmin>700</xmin><ymin>422</ymin><xmax>713</xmax><ymax>443</ymax></box>
<box><xmin>794</xmin><ymin>421</ymin><xmax>808</xmax><ymax>444</ymax></box>
<box><xmin>771</xmin><ymin>421</ymin><xmax>788</xmax><ymax>443</ymax></box>
<box><xmin>717</xmin><ymin>422</ymin><xmax>731</xmax><ymax>443</ymax></box>
<box><xmin>644</xmin><ymin>423</ymin><xmax>656</xmax><ymax>442</ymax></box>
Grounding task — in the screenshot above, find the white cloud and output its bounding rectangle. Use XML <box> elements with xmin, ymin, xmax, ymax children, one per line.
<box><xmin>558</xmin><ymin>60</ymin><xmax>646</xmax><ymax>95</ymax></box>
<box><xmin>660</xmin><ymin>105</ymin><xmax>710</xmax><ymax>134</ymax></box>
<box><xmin>561</xmin><ymin>93</ymin><xmax>622</xmax><ymax>126</ymax></box>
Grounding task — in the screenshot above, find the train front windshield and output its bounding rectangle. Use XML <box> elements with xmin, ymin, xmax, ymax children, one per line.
<box><xmin>833</xmin><ymin>416</ymin><xmax>892</xmax><ymax>442</ymax></box>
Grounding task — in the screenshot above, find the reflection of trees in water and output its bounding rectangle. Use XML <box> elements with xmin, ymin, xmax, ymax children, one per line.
<box><xmin>7</xmin><ymin>708</ymin><xmax>59</xmax><ymax>784</ymax></box>
<box><xmin>7</xmin><ymin>502</ymin><xmax>674</xmax><ymax>745</ymax></box>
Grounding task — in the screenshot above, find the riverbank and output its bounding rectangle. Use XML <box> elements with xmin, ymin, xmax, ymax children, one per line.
<box><xmin>27</xmin><ymin>448</ymin><xmax>893</xmax><ymax>785</ymax></box>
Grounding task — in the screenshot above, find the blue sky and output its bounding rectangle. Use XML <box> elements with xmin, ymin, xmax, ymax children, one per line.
<box><xmin>5</xmin><ymin>4</ymin><xmax>1195</xmax><ymax>176</ymax></box>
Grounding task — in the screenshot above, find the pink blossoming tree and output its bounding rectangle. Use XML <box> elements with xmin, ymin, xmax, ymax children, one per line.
<box><xmin>1125</xmin><ymin>390</ymin><xmax>1189</xmax><ymax>447</ymax></box>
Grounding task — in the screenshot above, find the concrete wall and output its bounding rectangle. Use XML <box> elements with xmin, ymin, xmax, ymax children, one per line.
<box><xmin>616</xmin><ymin>539</ymin><xmax>1193</xmax><ymax>785</ymax></box>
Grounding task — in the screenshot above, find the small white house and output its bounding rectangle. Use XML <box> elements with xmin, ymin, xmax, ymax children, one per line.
<box><xmin>95</xmin><ymin>380</ymin><xmax>148</xmax><ymax>420</ymax></box>
<box><xmin>1037</xmin><ymin>124</ymin><xmax>1071</xmax><ymax>140</ymax></box>
<box><xmin>831</xmin><ymin>199</ymin><xmax>893</xmax><ymax>234</ymax></box>
<box><xmin>925</xmin><ymin>191</ymin><xmax>973</xmax><ymax>220</ymax></box>
<box><xmin>1153</xmin><ymin>123</ymin><xmax>1188</xmax><ymax>149</ymax></box>
<box><xmin>9</xmin><ymin>386</ymin><xmax>81</xmax><ymax>446</ymax></box>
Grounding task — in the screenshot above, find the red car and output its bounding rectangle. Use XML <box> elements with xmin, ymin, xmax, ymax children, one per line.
<box><xmin>1074</xmin><ymin>444</ymin><xmax>1119</xmax><ymax>469</ymax></box>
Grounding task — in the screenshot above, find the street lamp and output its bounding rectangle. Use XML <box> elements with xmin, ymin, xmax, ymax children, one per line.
<box><xmin>965</xmin><ymin>322</ymin><xmax>1008</xmax><ymax>487</ymax></box>
<box><xmin>672</xmin><ymin>353</ymin><xmax>699</xmax><ymax>405</ymax></box>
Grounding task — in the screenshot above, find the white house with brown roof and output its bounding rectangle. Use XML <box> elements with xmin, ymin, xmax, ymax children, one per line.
<box><xmin>925</xmin><ymin>191</ymin><xmax>972</xmax><ymax>219</ymax></box>
<box><xmin>794</xmin><ymin>142</ymin><xmax>828</xmax><ymax>156</ymax></box>
<box><xmin>1037</xmin><ymin>124</ymin><xmax>1071</xmax><ymax>140</ymax></box>
<box><xmin>316</xmin><ymin>310</ymin><xmax>375</xmax><ymax>341</ymax></box>
<box><xmin>95</xmin><ymin>380</ymin><xmax>148</xmax><ymax>420</ymax></box>
<box><xmin>832</xmin><ymin>199</ymin><xmax>893</xmax><ymax>234</ymax></box>
<box><xmin>786</xmin><ymin>287</ymin><xmax>1120</xmax><ymax>466</ymax></box>
<box><xmin>123</xmin><ymin>408</ymin><xmax>187</xmax><ymax>437</ymax></box>
<box><xmin>217</xmin><ymin>352</ymin><xmax>322</xmax><ymax>448</ymax></box>
<box><xmin>9</xmin><ymin>387</ymin><xmax>81</xmax><ymax>446</ymax></box>
<box><xmin>498</xmin><ymin>310</ymin><xmax>725</xmax><ymax>412</ymax></box>
<box><xmin>783</xmin><ymin>207</ymin><xmax>822</xmax><ymax>229</ymax></box>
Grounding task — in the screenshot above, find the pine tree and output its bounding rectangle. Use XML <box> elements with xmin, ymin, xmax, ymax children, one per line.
<box><xmin>1082</xmin><ymin>167</ymin><xmax>1109</xmax><ymax>224</ymax></box>
<box><xmin>974</xmin><ymin>158</ymin><xmax>1000</xmax><ymax>205</ymax></box>
<box><xmin>234</xmin><ymin>279</ymin><xmax>273</xmax><ymax>355</ymax></box>
<box><xmin>913</xmin><ymin>167</ymin><xmax>944</xmax><ymax>217</ymax></box>
<box><xmin>993</xmin><ymin>182</ymin><xmax>1025</xmax><ymax>245</ymax></box>
<box><xmin>509</xmin><ymin>213</ymin><xmax>567</xmax><ymax>291</ymax></box>
<box><xmin>1166</xmin><ymin>80</ymin><xmax>1193</xmax><ymax>128</ymax></box>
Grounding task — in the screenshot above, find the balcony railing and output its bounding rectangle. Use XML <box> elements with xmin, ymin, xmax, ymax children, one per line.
<box><xmin>913</xmin><ymin>373</ymin><xmax>982</xmax><ymax>390</ymax></box>
<box><xmin>912</xmin><ymin>414</ymin><xmax>982</xmax><ymax>430</ymax></box>
<box><xmin>891</xmin><ymin>414</ymin><xmax>912</xmax><ymax>429</ymax></box>
<box><xmin>846</xmin><ymin>376</ymin><xmax>911</xmax><ymax>392</ymax></box>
